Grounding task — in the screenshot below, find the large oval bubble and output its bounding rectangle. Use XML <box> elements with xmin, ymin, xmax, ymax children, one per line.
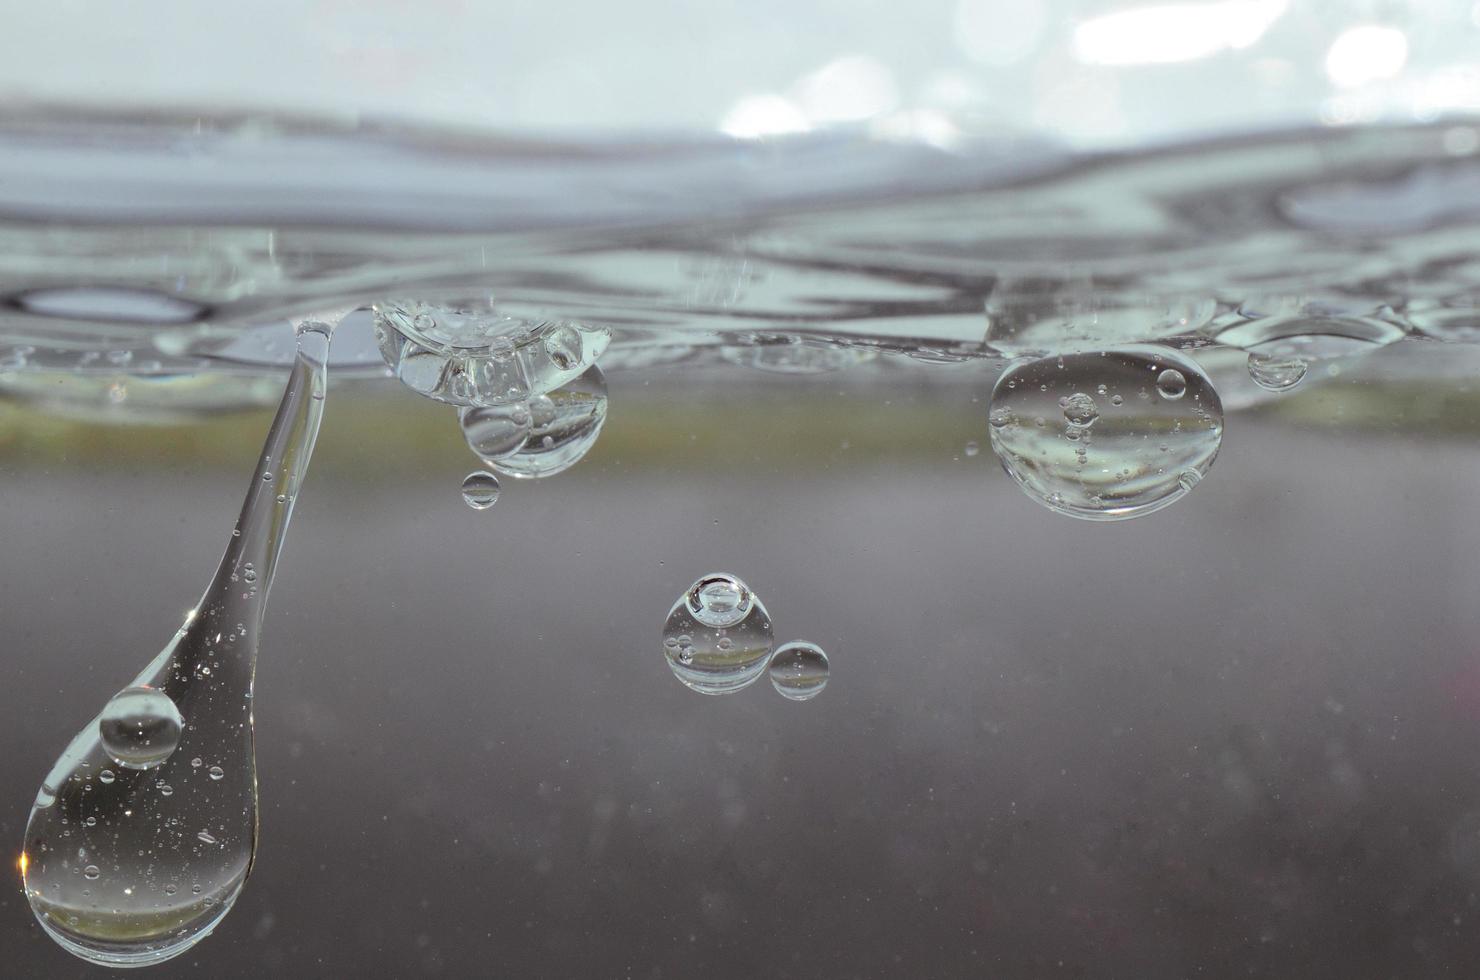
<box><xmin>987</xmin><ymin>347</ymin><xmax>1223</xmax><ymax>521</ymax></box>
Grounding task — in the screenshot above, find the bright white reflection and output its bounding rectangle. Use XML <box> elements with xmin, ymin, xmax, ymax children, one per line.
<box><xmin>955</xmin><ymin>0</ymin><xmax>1046</xmax><ymax>66</ymax></box>
<box><xmin>1324</xmin><ymin>25</ymin><xmax>1409</xmax><ymax>89</ymax></box>
<box><xmin>869</xmin><ymin>109</ymin><xmax>962</xmax><ymax>149</ymax></box>
<box><xmin>791</xmin><ymin>55</ymin><xmax>899</xmax><ymax>124</ymax></box>
<box><xmin>720</xmin><ymin>95</ymin><xmax>811</xmax><ymax>139</ymax></box>
<box><xmin>1072</xmin><ymin>0</ymin><xmax>1288</xmax><ymax>66</ymax></box>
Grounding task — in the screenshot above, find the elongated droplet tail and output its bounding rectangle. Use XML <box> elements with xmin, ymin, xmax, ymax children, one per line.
<box><xmin>20</xmin><ymin>323</ymin><xmax>333</xmax><ymax>967</ymax></box>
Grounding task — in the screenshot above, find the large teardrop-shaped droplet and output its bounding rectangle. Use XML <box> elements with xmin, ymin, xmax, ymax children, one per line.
<box><xmin>20</xmin><ymin>323</ymin><xmax>333</xmax><ymax>967</ymax></box>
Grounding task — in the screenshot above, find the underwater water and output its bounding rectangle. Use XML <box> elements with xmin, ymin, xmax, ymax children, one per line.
<box><xmin>3</xmin><ymin>110</ymin><xmax>1480</xmax><ymax>976</ymax></box>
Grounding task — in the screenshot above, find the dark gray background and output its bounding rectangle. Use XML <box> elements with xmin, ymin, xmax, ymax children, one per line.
<box><xmin>4</xmin><ymin>354</ymin><xmax>1480</xmax><ymax>978</ymax></box>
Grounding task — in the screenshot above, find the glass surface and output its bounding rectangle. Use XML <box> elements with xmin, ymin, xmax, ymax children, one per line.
<box><xmin>4</xmin><ymin>1</ymin><xmax>1480</xmax><ymax>976</ymax></box>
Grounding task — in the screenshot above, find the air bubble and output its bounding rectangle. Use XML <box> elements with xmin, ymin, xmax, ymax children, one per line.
<box><xmin>768</xmin><ymin>642</ymin><xmax>830</xmax><ymax>701</ymax></box>
<box><xmin>460</xmin><ymin>471</ymin><xmax>501</xmax><ymax>510</ymax></box>
<box><xmin>97</xmin><ymin>687</ymin><xmax>184</xmax><ymax>771</ymax></box>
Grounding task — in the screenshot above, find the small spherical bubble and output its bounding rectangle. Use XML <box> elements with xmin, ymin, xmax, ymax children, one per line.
<box><xmin>98</xmin><ymin>770</ymin><xmax>115</xmax><ymax>785</ymax></box>
<box><xmin>208</xmin><ymin>766</ymin><xmax>224</xmax><ymax>781</ymax></box>
<box><xmin>158</xmin><ymin>784</ymin><xmax>173</xmax><ymax>797</ymax></box>
<box><xmin>964</xmin><ymin>440</ymin><xmax>980</xmax><ymax>457</ymax></box>
<box><xmin>460</xmin><ymin>470</ymin><xmax>501</xmax><ymax>510</ymax></box>
<box><xmin>83</xmin><ymin>865</ymin><xmax>100</xmax><ymax>880</ymax></box>
<box><xmin>1155</xmin><ymin>369</ymin><xmax>1187</xmax><ymax>400</ymax></box>
<box><xmin>768</xmin><ymin>642</ymin><xmax>830</xmax><ymax>701</ymax></box>
<box><xmin>98</xmin><ymin>687</ymin><xmax>184</xmax><ymax>771</ymax></box>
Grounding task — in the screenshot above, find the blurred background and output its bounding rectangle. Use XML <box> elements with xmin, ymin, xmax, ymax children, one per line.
<box><xmin>0</xmin><ymin>0</ymin><xmax>1476</xmax><ymax>143</ymax></box>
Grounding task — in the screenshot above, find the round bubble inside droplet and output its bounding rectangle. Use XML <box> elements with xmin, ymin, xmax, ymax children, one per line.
<box><xmin>97</xmin><ymin>687</ymin><xmax>184</xmax><ymax>771</ymax></box>
<box><xmin>1062</xmin><ymin>392</ymin><xmax>1099</xmax><ymax>426</ymax></box>
<box><xmin>663</xmin><ymin>574</ymin><xmax>773</xmax><ymax>695</ymax></box>
<box><xmin>768</xmin><ymin>642</ymin><xmax>830</xmax><ymax>701</ymax></box>
<box><xmin>1155</xmin><ymin>369</ymin><xmax>1186</xmax><ymax>400</ymax></box>
<box><xmin>459</xmin><ymin>403</ymin><xmax>532</xmax><ymax>460</ymax></box>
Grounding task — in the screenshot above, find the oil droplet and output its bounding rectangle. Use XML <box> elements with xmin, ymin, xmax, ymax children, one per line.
<box><xmin>22</xmin><ymin>325</ymin><xmax>333</xmax><ymax>967</ymax></box>
<box><xmin>1246</xmin><ymin>352</ymin><xmax>1309</xmax><ymax>392</ymax></box>
<box><xmin>489</xmin><ymin>366</ymin><xmax>607</xmax><ymax>480</ymax></box>
<box><xmin>768</xmin><ymin>642</ymin><xmax>830</xmax><ymax>701</ymax></box>
<box><xmin>987</xmin><ymin>347</ymin><xmax>1222</xmax><ymax>521</ymax></box>
<box><xmin>663</xmin><ymin>574</ymin><xmax>774</xmax><ymax>695</ymax></box>
<box><xmin>97</xmin><ymin>687</ymin><xmax>184</xmax><ymax>771</ymax></box>
<box><xmin>460</xmin><ymin>471</ymin><xmax>501</xmax><ymax>510</ymax></box>
<box><xmin>1155</xmin><ymin>369</ymin><xmax>1186</xmax><ymax>400</ymax></box>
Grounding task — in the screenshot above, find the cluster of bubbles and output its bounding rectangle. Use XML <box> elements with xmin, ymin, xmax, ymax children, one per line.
<box><xmin>662</xmin><ymin>573</ymin><xmax>829</xmax><ymax>701</ymax></box>
<box><xmin>372</xmin><ymin>297</ymin><xmax>610</xmax><ymax>410</ymax></box>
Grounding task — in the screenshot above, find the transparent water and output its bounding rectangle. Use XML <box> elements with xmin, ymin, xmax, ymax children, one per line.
<box><xmin>4</xmin><ymin>110</ymin><xmax>1480</xmax><ymax>976</ymax></box>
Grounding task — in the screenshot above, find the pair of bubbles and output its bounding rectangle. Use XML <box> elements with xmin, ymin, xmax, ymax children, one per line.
<box><xmin>662</xmin><ymin>573</ymin><xmax>829</xmax><ymax>702</ymax></box>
